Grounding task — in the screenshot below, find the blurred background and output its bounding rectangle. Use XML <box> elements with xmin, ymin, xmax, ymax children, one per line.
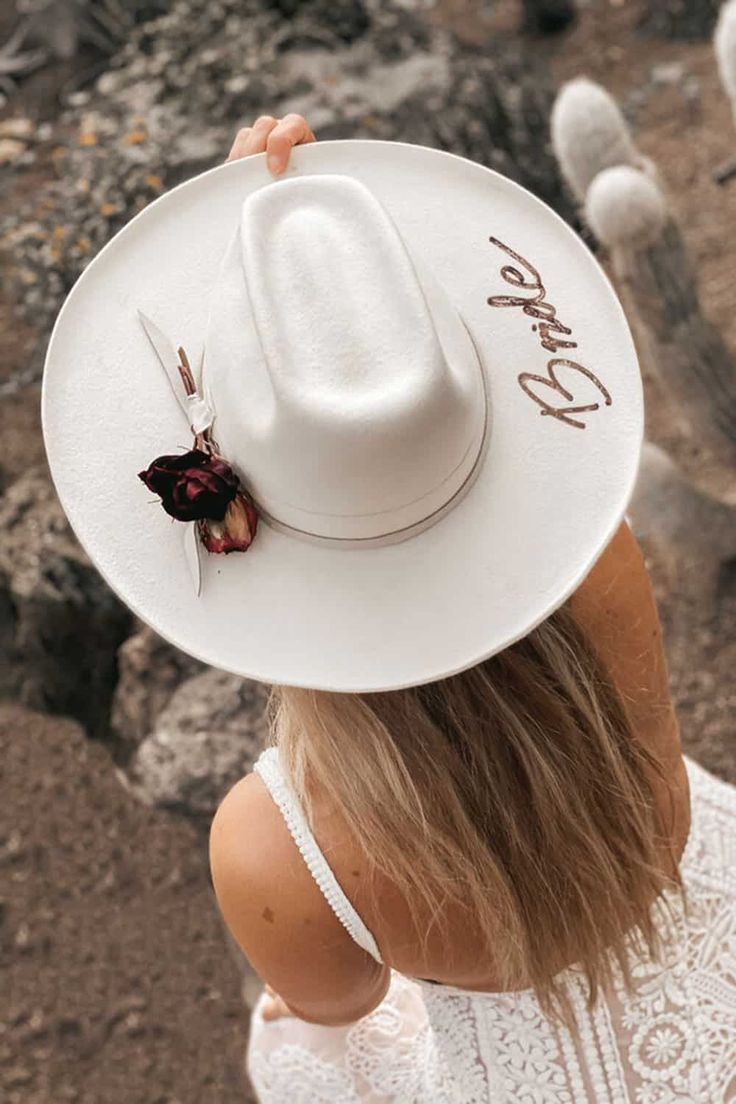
<box><xmin>1</xmin><ymin>1</ymin><xmax>735</xmax><ymax>1101</ymax></box>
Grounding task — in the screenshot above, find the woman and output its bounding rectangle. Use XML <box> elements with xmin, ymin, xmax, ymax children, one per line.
<box><xmin>209</xmin><ymin>116</ymin><xmax>735</xmax><ymax>1103</ymax></box>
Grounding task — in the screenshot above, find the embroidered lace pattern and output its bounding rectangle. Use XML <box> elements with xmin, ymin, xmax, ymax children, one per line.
<box><xmin>247</xmin><ymin>753</ymin><xmax>736</xmax><ymax>1103</ymax></box>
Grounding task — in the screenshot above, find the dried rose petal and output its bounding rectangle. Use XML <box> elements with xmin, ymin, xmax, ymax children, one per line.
<box><xmin>138</xmin><ymin>448</ymin><xmax>238</xmax><ymax>522</ymax></box>
<box><xmin>198</xmin><ymin>491</ymin><xmax>259</xmax><ymax>554</ymax></box>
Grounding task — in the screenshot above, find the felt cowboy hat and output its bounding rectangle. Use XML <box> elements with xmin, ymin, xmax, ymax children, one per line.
<box><xmin>42</xmin><ymin>139</ymin><xmax>643</xmax><ymax>693</ymax></box>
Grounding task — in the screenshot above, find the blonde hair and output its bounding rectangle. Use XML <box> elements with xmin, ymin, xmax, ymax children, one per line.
<box><xmin>266</xmin><ymin>600</ymin><xmax>685</xmax><ymax>1029</ymax></box>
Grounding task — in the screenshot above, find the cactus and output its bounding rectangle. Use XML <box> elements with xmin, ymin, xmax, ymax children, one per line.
<box><xmin>715</xmin><ymin>0</ymin><xmax>736</xmax><ymax>120</ymax></box>
<box><xmin>551</xmin><ymin>77</ymin><xmax>736</xmax><ymax>497</ymax></box>
<box><xmin>585</xmin><ymin>165</ymin><xmax>667</xmax><ymax>248</ymax></box>
<box><xmin>629</xmin><ymin>442</ymin><xmax>736</xmax><ymax>603</ymax></box>
<box><xmin>550</xmin><ymin>78</ymin><xmax>651</xmax><ymax>202</ymax></box>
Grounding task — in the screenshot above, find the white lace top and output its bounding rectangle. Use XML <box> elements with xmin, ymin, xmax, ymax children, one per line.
<box><xmin>246</xmin><ymin>746</ymin><xmax>736</xmax><ymax>1103</ymax></box>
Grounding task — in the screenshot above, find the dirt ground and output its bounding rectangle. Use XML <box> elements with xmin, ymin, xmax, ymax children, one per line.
<box><xmin>0</xmin><ymin>705</ymin><xmax>252</xmax><ymax>1104</ymax></box>
<box><xmin>1</xmin><ymin>2</ymin><xmax>735</xmax><ymax>1103</ymax></box>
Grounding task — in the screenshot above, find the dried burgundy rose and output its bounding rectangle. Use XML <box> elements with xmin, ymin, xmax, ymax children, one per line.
<box><xmin>198</xmin><ymin>491</ymin><xmax>259</xmax><ymax>553</ymax></box>
<box><xmin>138</xmin><ymin>448</ymin><xmax>239</xmax><ymax>522</ymax></box>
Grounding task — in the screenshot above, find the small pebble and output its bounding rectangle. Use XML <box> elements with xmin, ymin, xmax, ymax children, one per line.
<box><xmin>0</xmin><ymin>118</ymin><xmax>34</xmax><ymax>141</ymax></box>
<box><xmin>0</xmin><ymin>139</ymin><xmax>27</xmax><ymax>165</ymax></box>
<box><xmin>651</xmin><ymin>61</ymin><xmax>686</xmax><ymax>85</ymax></box>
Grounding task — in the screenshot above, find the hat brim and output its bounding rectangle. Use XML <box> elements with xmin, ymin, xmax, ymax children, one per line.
<box><xmin>42</xmin><ymin>139</ymin><xmax>643</xmax><ymax>692</ymax></box>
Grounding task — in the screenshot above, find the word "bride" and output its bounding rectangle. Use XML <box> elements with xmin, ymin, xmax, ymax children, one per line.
<box><xmin>486</xmin><ymin>237</ymin><xmax>612</xmax><ymax>430</ymax></box>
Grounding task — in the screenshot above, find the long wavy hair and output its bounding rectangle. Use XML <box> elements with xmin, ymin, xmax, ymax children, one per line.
<box><xmin>265</xmin><ymin>599</ymin><xmax>685</xmax><ymax>1029</ymax></box>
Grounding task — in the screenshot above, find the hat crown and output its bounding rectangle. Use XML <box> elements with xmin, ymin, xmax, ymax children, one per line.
<box><xmin>203</xmin><ymin>173</ymin><xmax>487</xmax><ymax>542</ymax></box>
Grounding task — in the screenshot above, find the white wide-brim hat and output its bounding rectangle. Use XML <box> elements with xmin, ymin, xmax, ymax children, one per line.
<box><xmin>42</xmin><ymin>140</ymin><xmax>643</xmax><ymax>692</ymax></box>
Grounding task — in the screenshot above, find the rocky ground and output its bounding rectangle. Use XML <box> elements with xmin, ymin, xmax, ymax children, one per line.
<box><xmin>0</xmin><ymin>1</ymin><xmax>734</xmax><ymax>1102</ymax></box>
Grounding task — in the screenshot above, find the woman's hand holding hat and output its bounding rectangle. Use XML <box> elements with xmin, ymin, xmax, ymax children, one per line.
<box><xmin>226</xmin><ymin>114</ymin><xmax>317</xmax><ymax>175</ymax></box>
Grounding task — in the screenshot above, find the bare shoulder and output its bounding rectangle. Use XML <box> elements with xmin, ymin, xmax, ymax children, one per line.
<box><xmin>209</xmin><ymin>769</ymin><xmax>334</xmax><ymax>953</ymax></box>
<box><xmin>209</xmin><ymin>769</ymin><xmax>390</xmax><ymax>1026</ymax></box>
<box><xmin>209</xmin><ymin>770</ymin><xmax>299</xmax><ymax>905</ymax></box>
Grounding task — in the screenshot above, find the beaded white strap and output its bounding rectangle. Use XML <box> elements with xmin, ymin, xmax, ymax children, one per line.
<box><xmin>253</xmin><ymin>746</ymin><xmax>384</xmax><ymax>965</ymax></box>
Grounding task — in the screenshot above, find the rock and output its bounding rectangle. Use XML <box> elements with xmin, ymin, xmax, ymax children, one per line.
<box><xmin>0</xmin><ymin>139</ymin><xmax>27</xmax><ymax>165</ymax></box>
<box><xmin>110</xmin><ymin>626</ymin><xmax>206</xmax><ymax>758</ymax></box>
<box><xmin>22</xmin><ymin>0</ymin><xmax>170</xmax><ymax>64</ymax></box>
<box><xmin>650</xmin><ymin>61</ymin><xmax>686</xmax><ymax>85</ymax></box>
<box><xmin>0</xmin><ymin>467</ymin><xmax>133</xmax><ymax>739</ymax></box>
<box><xmin>0</xmin><ymin>0</ymin><xmax>573</xmax><ymax>348</ymax></box>
<box><xmin>0</xmin><ymin>385</ymin><xmax>46</xmax><ymax>488</ymax></box>
<box><xmin>639</xmin><ymin>0</ymin><xmax>720</xmax><ymax>39</ymax></box>
<box><xmin>4</xmin><ymin>1066</ymin><xmax>32</xmax><ymax>1088</ymax></box>
<box><xmin>123</xmin><ymin>668</ymin><xmax>269</xmax><ymax>819</ymax></box>
<box><xmin>267</xmin><ymin>0</ymin><xmax>371</xmax><ymax>43</ymax></box>
<box><xmin>14</xmin><ymin>922</ymin><xmax>32</xmax><ymax>952</ymax></box>
<box><xmin>0</xmin><ymin>118</ymin><xmax>35</xmax><ymax>141</ymax></box>
<box><xmin>629</xmin><ymin>442</ymin><xmax>736</xmax><ymax>600</ymax></box>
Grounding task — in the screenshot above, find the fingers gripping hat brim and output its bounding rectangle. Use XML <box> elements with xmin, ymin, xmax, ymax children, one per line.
<box><xmin>42</xmin><ymin>140</ymin><xmax>643</xmax><ymax>692</ymax></box>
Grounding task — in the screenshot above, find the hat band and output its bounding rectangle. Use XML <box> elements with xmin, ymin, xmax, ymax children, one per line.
<box><xmin>247</xmin><ymin>321</ymin><xmax>491</xmax><ymax>550</ymax></box>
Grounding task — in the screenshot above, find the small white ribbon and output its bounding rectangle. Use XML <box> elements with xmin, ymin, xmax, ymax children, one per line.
<box><xmin>186</xmin><ymin>392</ymin><xmax>215</xmax><ymax>436</ymax></box>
